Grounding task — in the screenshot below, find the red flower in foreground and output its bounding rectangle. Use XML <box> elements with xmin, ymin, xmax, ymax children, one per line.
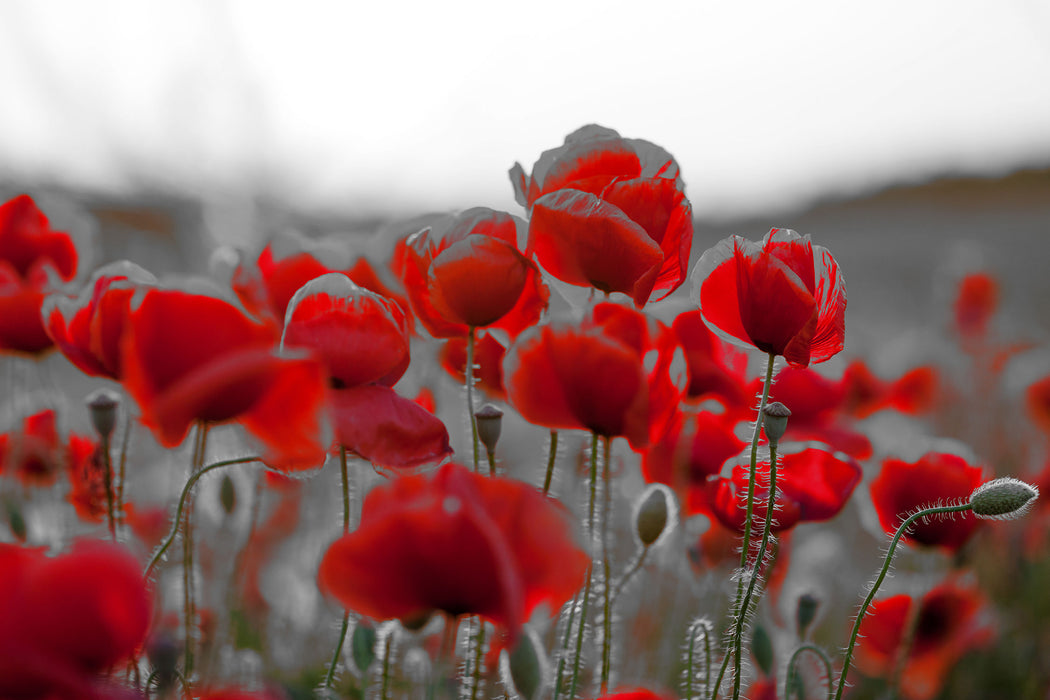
<box><xmin>282</xmin><ymin>274</ymin><xmax>451</xmax><ymax>468</ymax></box>
<box><xmin>517</xmin><ymin>125</ymin><xmax>693</xmax><ymax>306</ymax></box>
<box><xmin>43</xmin><ymin>260</ymin><xmax>156</xmax><ymax>380</ymax></box>
<box><xmin>704</xmin><ymin>445</ymin><xmax>862</xmax><ymax>533</ymax></box>
<box><xmin>318</xmin><ymin>463</ymin><xmax>588</xmax><ymax>641</ymax></box>
<box><xmin>0</xmin><ymin>540</ymin><xmax>151</xmax><ymax>699</ymax></box>
<box><xmin>854</xmin><ymin>578</ymin><xmax>995</xmax><ymax>700</ymax></box>
<box><xmin>503</xmin><ymin>304</ymin><xmax>682</xmax><ymax>450</ymax></box>
<box><xmin>695</xmin><ymin>228</ymin><xmax>846</xmax><ymax>368</ymax></box>
<box><xmin>869</xmin><ymin>452</ymin><xmax>986</xmax><ymax>551</ymax></box>
<box><xmin>121</xmin><ymin>287</ymin><xmax>329</xmax><ymax>470</ymax></box>
<box><xmin>399</xmin><ymin>208</ymin><xmax>548</xmax><ymax>338</ymax></box>
<box><xmin>0</xmin><ymin>194</ymin><xmax>79</xmax><ymax>355</ymax></box>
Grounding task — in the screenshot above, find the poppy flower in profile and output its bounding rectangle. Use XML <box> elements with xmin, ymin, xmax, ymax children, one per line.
<box><xmin>43</xmin><ymin>260</ymin><xmax>156</xmax><ymax>380</ymax></box>
<box><xmin>398</xmin><ymin>208</ymin><xmax>548</xmax><ymax>338</ymax></box>
<box><xmin>318</xmin><ymin>462</ymin><xmax>589</xmax><ymax>641</ymax></box>
<box><xmin>952</xmin><ymin>271</ymin><xmax>998</xmax><ymax>341</ymax></box>
<box><xmin>869</xmin><ymin>452</ymin><xmax>986</xmax><ymax>551</ymax></box>
<box><xmin>0</xmin><ymin>539</ymin><xmax>151</xmax><ymax>699</ymax></box>
<box><xmin>704</xmin><ymin>445</ymin><xmax>862</xmax><ymax>533</ymax></box>
<box><xmin>282</xmin><ymin>273</ymin><xmax>451</xmax><ymax>469</ymax></box>
<box><xmin>695</xmin><ymin>228</ymin><xmax>846</xmax><ymax>368</ymax></box>
<box><xmin>0</xmin><ymin>194</ymin><xmax>79</xmax><ymax>355</ymax></box>
<box><xmin>121</xmin><ymin>287</ymin><xmax>329</xmax><ymax>470</ymax></box>
<box><xmin>854</xmin><ymin>578</ymin><xmax>995</xmax><ymax>700</ymax></box>
<box><xmin>503</xmin><ymin>303</ymin><xmax>682</xmax><ymax>450</ymax></box>
<box><xmin>517</xmin><ymin>125</ymin><xmax>693</xmax><ymax>306</ymax></box>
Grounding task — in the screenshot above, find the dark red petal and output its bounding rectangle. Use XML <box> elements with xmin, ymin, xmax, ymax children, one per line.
<box><xmin>429</xmin><ymin>236</ymin><xmax>530</xmax><ymax>328</ymax></box>
<box><xmin>529</xmin><ymin>189</ymin><xmax>663</xmax><ymax>305</ymax></box>
<box><xmin>0</xmin><ymin>195</ymin><xmax>77</xmax><ymax>281</ymax></box>
<box><xmin>779</xmin><ymin>447</ymin><xmax>862</xmax><ymax>521</ymax></box>
<box><xmin>329</xmin><ymin>385</ymin><xmax>452</xmax><ymax>469</ymax></box>
<box><xmin>736</xmin><ymin>246</ymin><xmax>817</xmax><ymax>363</ymax></box>
<box><xmin>0</xmin><ymin>273</ymin><xmax>53</xmax><ymax>355</ymax></box>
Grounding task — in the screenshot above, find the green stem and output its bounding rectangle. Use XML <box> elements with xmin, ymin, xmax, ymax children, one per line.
<box><xmin>469</xmin><ymin>618</ymin><xmax>487</xmax><ymax>700</ymax></box>
<box><xmin>466</xmin><ymin>326</ymin><xmax>480</xmax><ymax>472</ymax></box>
<box><xmin>609</xmin><ymin>545</ymin><xmax>650</xmax><ymax>605</ymax></box>
<box><xmin>568</xmin><ymin>432</ymin><xmax>602</xmax><ymax>699</ymax></box>
<box><xmin>832</xmin><ymin>502</ymin><xmax>975</xmax><ymax>700</ymax></box>
<box><xmin>100</xmin><ymin>432</ymin><xmax>116</xmax><ymax>541</ymax></box>
<box><xmin>552</xmin><ymin>591</ymin><xmax>580</xmax><ymax>700</ymax></box>
<box><xmin>886</xmin><ymin>588</ymin><xmax>923</xmax><ymax>700</ymax></box>
<box><xmin>322</xmin><ymin>447</ymin><xmax>354</xmax><ymax>692</ymax></box>
<box><xmin>710</xmin><ymin>353</ymin><xmax>777</xmax><ymax>699</ymax></box>
<box><xmin>600</xmin><ymin>436</ymin><xmax>613</xmax><ymax>694</ymax></box>
<box><xmin>116</xmin><ymin>406</ymin><xmax>132</xmax><ymax>531</ymax></box>
<box><xmin>380</xmin><ymin>625</ymin><xmax>395</xmax><ymax>700</ymax></box>
<box><xmin>542</xmin><ymin>430</ymin><xmax>559</xmax><ymax>495</ymax></box>
<box><xmin>685</xmin><ymin>618</ymin><xmax>713</xmax><ymax>700</ymax></box>
<box><xmin>182</xmin><ymin>423</ymin><xmax>208</xmax><ymax>684</ymax></box>
<box><xmin>785</xmin><ymin>644</ymin><xmax>833</xmax><ymax>700</ymax></box>
<box><xmin>731</xmin><ymin>440</ymin><xmax>780</xmax><ymax>700</ymax></box>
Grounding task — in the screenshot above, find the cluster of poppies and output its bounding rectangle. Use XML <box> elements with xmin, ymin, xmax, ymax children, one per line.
<box><xmin>0</xmin><ymin>124</ymin><xmax>1046</xmax><ymax>700</ymax></box>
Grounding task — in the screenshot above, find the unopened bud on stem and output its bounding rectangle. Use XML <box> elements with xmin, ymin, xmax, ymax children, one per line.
<box><xmin>762</xmin><ymin>401</ymin><xmax>791</xmax><ymax>446</ymax></box>
<box><xmin>634</xmin><ymin>483</ymin><xmax>676</xmax><ymax>547</ymax></box>
<box><xmin>968</xmin><ymin>477</ymin><xmax>1038</xmax><ymax>520</ymax></box>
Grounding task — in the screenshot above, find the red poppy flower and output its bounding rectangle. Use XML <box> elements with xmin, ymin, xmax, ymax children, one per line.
<box><xmin>591</xmin><ymin>690</ymin><xmax>676</xmax><ymax>700</ymax></box>
<box><xmin>318</xmin><ymin>462</ymin><xmax>589</xmax><ymax>641</ymax></box>
<box><xmin>282</xmin><ymin>273</ymin><xmax>451</xmax><ymax>468</ymax></box>
<box><xmin>953</xmin><ymin>271</ymin><xmax>998</xmax><ymax>341</ymax></box>
<box><xmin>641</xmin><ymin>410</ymin><xmax>746</xmax><ymax>515</ymax></box>
<box><xmin>854</xmin><ymin>578</ymin><xmax>995</xmax><ymax>700</ymax></box>
<box><xmin>121</xmin><ymin>287</ymin><xmax>329</xmax><ymax>470</ymax></box>
<box><xmin>770</xmin><ymin>366</ymin><xmax>872</xmax><ymax>460</ymax></box>
<box><xmin>1026</xmin><ymin>374</ymin><xmax>1050</xmax><ymax>437</ymax></box>
<box><xmin>43</xmin><ymin>260</ymin><xmax>155</xmax><ymax>380</ymax></box>
<box><xmin>0</xmin><ymin>194</ymin><xmax>79</xmax><ymax>355</ymax></box>
<box><xmin>704</xmin><ymin>445</ymin><xmax>862</xmax><ymax>533</ymax></box>
<box><xmin>232</xmin><ymin>242</ymin><xmax>332</xmax><ymax>324</ymax></box>
<box><xmin>65</xmin><ymin>433</ymin><xmax>106</xmax><ymax>523</ymax></box>
<box><xmin>0</xmin><ymin>539</ymin><xmax>151</xmax><ymax>699</ymax></box>
<box><xmin>0</xmin><ymin>409</ymin><xmax>65</xmax><ymax>486</ymax></box>
<box><xmin>503</xmin><ymin>303</ymin><xmax>682</xmax><ymax>450</ymax></box>
<box><xmin>840</xmin><ymin>359</ymin><xmax>940</xmax><ymax>419</ymax></box>
<box><xmin>671</xmin><ymin>309</ymin><xmax>751</xmax><ymax>410</ymax></box>
<box><xmin>869</xmin><ymin>452</ymin><xmax>986</xmax><ymax>551</ymax></box>
<box><xmin>695</xmin><ymin>228</ymin><xmax>846</xmax><ymax>368</ymax></box>
<box><xmin>399</xmin><ymin>208</ymin><xmax>548</xmax><ymax>338</ymax></box>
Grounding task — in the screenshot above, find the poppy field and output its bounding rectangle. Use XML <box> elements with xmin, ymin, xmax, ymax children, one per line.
<box><xmin>1</xmin><ymin>124</ymin><xmax>1048</xmax><ymax>700</ymax></box>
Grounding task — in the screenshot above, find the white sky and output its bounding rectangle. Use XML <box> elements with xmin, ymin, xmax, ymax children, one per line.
<box><xmin>1</xmin><ymin>0</ymin><xmax>1049</xmax><ymax>219</ymax></box>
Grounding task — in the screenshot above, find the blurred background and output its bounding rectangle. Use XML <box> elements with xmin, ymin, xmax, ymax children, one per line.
<box><xmin>1</xmin><ymin>0</ymin><xmax>1049</xmax><ymax>338</ymax></box>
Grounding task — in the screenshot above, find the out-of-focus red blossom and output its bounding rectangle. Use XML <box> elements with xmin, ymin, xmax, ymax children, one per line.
<box><xmin>869</xmin><ymin>452</ymin><xmax>986</xmax><ymax>551</ymax></box>
<box><xmin>65</xmin><ymin>434</ymin><xmax>106</xmax><ymax>523</ymax></box>
<box><xmin>589</xmin><ymin>689</ymin><xmax>676</xmax><ymax>700</ymax></box>
<box><xmin>854</xmin><ymin>578</ymin><xmax>995</xmax><ymax>700</ymax></box>
<box><xmin>512</xmin><ymin>124</ymin><xmax>692</xmax><ymax>306</ymax></box>
<box><xmin>671</xmin><ymin>310</ymin><xmax>750</xmax><ymax>411</ymax></box>
<box><xmin>238</xmin><ymin>478</ymin><xmax>304</xmax><ymax>613</ymax></box>
<box><xmin>704</xmin><ymin>446</ymin><xmax>862</xmax><ymax>533</ymax></box>
<box><xmin>503</xmin><ymin>303</ymin><xmax>682</xmax><ymax>450</ymax></box>
<box><xmin>696</xmin><ymin>228</ymin><xmax>846</xmax><ymax>368</ymax></box>
<box><xmin>440</xmin><ymin>332</ymin><xmax>507</xmax><ymax>399</ymax></box>
<box><xmin>121</xmin><ymin>287</ymin><xmax>329</xmax><ymax>470</ymax></box>
<box><xmin>1026</xmin><ymin>374</ymin><xmax>1050</xmax><ymax>437</ymax></box>
<box><xmin>318</xmin><ymin>462</ymin><xmax>588</xmax><ymax>641</ymax></box>
<box><xmin>0</xmin><ymin>409</ymin><xmax>66</xmax><ymax>486</ymax></box>
<box><xmin>769</xmin><ymin>366</ymin><xmax>872</xmax><ymax>460</ymax></box>
<box><xmin>198</xmin><ymin>688</ymin><xmax>289</xmax><ymax>700</ymax></box>
<box><xmin>0</xmin><ymin>539</ymin><xmax>151</xmax><ymax>699</ymax></box>
<box><xmin>840</xmin><ymin>359</ymin><xmax>940</xmax><ymax>419</ymax></box>
<box><xmin>642</xmin><ymin>410</ymin><xmax>746</xmax><ymax>515</ymax></box>
<box><xmin>688</xmin><ymin>514</ymin><xmax>741</xmax><ymax>571</ymax></box>
<box><xmin>398</xmin><ymin>208</ymin><xmax>548</xmax><ymax>338</ymax></box>
<box><xmin>282</xmin><ymin>274</ymin><xmax>451</xmax><ymax>468</ymax></box>
<box><xmin>43</xmin><ymin>260</ymin><xmax>155</xmax><ymax>380</ymax></box>
<box><xmin>953</xmin><ymin>271</ymin><xmax>998</xmax><ymax>341</ymax></box>
<box><xmin>412</xmin><ymin>386</ymin><xmax>438</xmax><ymax>414</ymax></box>
<box><xmin>746</xmin><ymin>676</ymin><xmax>778</xmax><ymax>700</ymax></box>
<box><xmin>123</xmin><ymin>502</ymin><xmax>170</xmax><ymax>551</ymax></box>
<box><xmin>0</xmin><ymin>194</ymin><xmax>79</xmax><ymax>355</ymax></box>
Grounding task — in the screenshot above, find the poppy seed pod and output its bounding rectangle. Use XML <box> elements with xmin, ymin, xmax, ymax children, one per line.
<box><xmin>969</xmin><ymin>477</ymin><xmax>1039</xmax><ymax>520</ymax></box>
<box><xmin>762</xmin><ymin>401</ymin><xmax>791</xmax><ymax>446</ymax></box>
<box><xmin>86</xmin><ymin>388</ymin><xmax>120</xmax><ymax>440</ymax></box>
<box><xmin>475</xmin><ymin>403</ymin><xmax>504</xmax><ymax>455</ymax></box>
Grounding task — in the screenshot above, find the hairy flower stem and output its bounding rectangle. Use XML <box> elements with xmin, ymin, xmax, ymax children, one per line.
<box><xmin>183</xmin><ymin>423</ymin><xmax>209</xmax><ymax>686</ymax></box>
<box><xmin>99</xmin><ymin>432</ymin><xmax>116</xmax><ymax>541</ymax></box>
<box><xmin>553</xmin><ymin>591</ymin><xmax>580</xmax><ymax>700</ymax></box>
<box><xmin>116</xmin><ymin>407</ymin><xmax>132</xmax><ymax>531</ymax></box>
<box><xmin>600</xmin><ymin>437</ymin><xmax>613</xmax><ymax>694</ymax></box>
<box><xmin>380</xmin><ymin>626</ymin><xmax>395</xmax><ymax>700</ymax></box>
<box><xmin>785</xmin><ymin>645</ymin><xmax>833</xmax><ymax>700</ymax></box>
<box><xmin>466</xmin><ymin>326</ymin><xmax>480</xmax><ymax>472</ymax></box>
<box><xmin>711</xmin><ymin>352</ymin><xmax>776</xmax><ymax>699</ymax></box>
<box><xmin>469</xmin><ymin>618</ymin><xmax>487</xmax><ymax>700</ymax></box>
<box><xmin>731</xmin><ymin>441</ymin><xmax>779</xmax><ymax>700</ymax></box>
<box><xmin>567</xmin><ymin>433</ymin><xmax>602</xmax><ymax>699</ymax></box>
<box><xmin>685</xmin><ymin>619</ymin><xmax>713</xmax><ymax>700</ymax></box>
<box><xmin>832</xmin><ymin>502</ymin><xmax>975</xmax><ymax>700</ymax></box>
<box><xmin>322</xmin><ymin>447</ymin><xmax>354</xmax><ymax>693</ymax></box>
<box><xmin>542</xmin><ymin>430</ymin><xmax>559</xmax><ymax>495</ymax></box>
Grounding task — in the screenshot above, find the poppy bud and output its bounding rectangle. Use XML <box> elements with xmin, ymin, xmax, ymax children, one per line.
<box><xmin>634</xmin><ymin>483</ymin><xmax>676</xmax><ymax>547</ymax></box>
<box><xmin>762</xmin><ymin>401</ymin><xmax>791</xmax><ymax>447</ymax></box>
<box><xmin>351</xmin><ymin>622</ymin><xmax>377</xmax><ymax>673</ymax></box>
<box><xmin>4</xmin><ymin>498</ymin><xmax>26</xmax><ymax>542</ymax></box>
<box><xmin>220</xmin><ymin>474</ymin><xmax>237</xmax><ymax>515</ymax></box>
<box><xmin>475</xmin><ymin>403</ymin><xmax>504</xmax><ymax>454</ymax></box>
<box><xmin>751</xmin><ymin>624</ymin><xmax>774</xmax><ymax>677</ymax></box>
<box><xmin>968</xmin><ymin>477</ymin><xmax>1039</xmax><ymax>520</ymax></box>
<box><xmin>502</xmin><ymin>626</ymin><xmax>547</xmax><ymax>700</ymax></box>
<box><xmin>86</xmin><ymin>388</ymin><xmax>120</xmax><ymax>439</ymax></box>
<box><xmin>796</xmin><ymin>591</ymin><xmax>820</xmax><ymax>638</ymax></box>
